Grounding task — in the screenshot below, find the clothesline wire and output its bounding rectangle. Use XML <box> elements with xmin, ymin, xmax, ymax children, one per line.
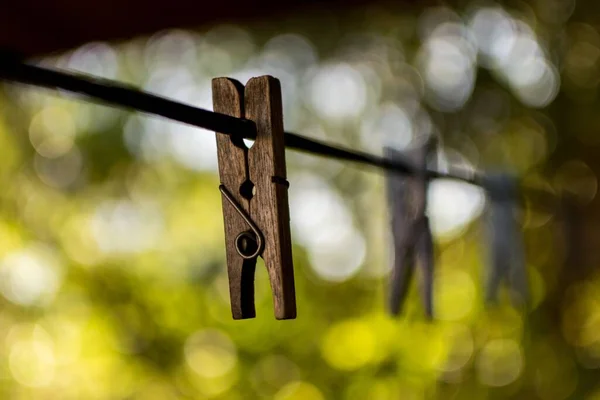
<box><xmin>0</xmin><ymin>53</ymin><xmax>557</xmax><ymax>206</ymax></box>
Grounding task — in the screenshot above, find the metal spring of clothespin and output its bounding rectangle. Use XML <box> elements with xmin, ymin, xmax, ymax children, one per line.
<box><xmin>482</xmin><ymin>172</ymin><xmax>528</xmax><ymax>307</ymax></box>
<box><xmin>212</xmin><ymin>76</ymin><xmax>296</xmax><ymax>320</ymax></box>
<box><xmin>385</xmin><ymin>137</ymin><xmax>437</xmax><ymax>318</ymax></box>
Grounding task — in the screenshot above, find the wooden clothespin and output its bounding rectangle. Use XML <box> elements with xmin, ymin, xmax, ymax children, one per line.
<box><xmin>482</xmin><ymin>172</ymin><xmax>528</xmax><ymax>307</ymax></box>
<box><xmin>212</xmin><ymin>76</ymin><xmax>296</xmax><ymax>320</ymax></box>
<box><xmin>385</xmin><ymin>137</ymin><xmax>436</xmax><ymax>318</ymax></box>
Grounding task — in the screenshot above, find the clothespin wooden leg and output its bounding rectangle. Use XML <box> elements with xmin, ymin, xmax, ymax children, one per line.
<box><xmin>213</xmin><ymin>78</ymin><xmax>257</xmax><ymax>319</ymax></box>
<box><xmin>213</xmin><ymin>76</ymin><xmax>296</xmax><ymax>320</ymax></box>
<box><xmin>484</xmin><ymin>229</ymin><xmax>509</xmax><ymax>304</ymax></box>
<box><xmin>245</xmin><ymin>77</ymin><xmax>296</xmax><ymax>320</ymax></box>
<box><xmin>416</xmin><ymin>139</ymin><xmax>436</xmax><ymax>319</ymax></box>
<box><xmin>417</xmin><ymin>216</ymin><xmax>434</xmax><ymax>318</ymax></box>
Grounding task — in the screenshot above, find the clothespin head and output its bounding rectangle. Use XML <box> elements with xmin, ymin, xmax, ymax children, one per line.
<box><xmin>385</xmin><ymin>136</ymin><xmax>437</xmax><ymax>318</ymax></box>
<box><xmin>212</xmin><ymin>76</ymin><xmax>296</xmax><ymax>320</ymax></box>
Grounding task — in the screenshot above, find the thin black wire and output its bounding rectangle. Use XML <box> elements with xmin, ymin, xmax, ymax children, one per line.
<box><xmin>0</xmin><ymin>54</ymin><xmax>559</xmax><ymax>204</ymax></box>
<box><xmin>0</xmin><ymin>55</ymin><xmax>256</xmax><ymax>138</ymax></box>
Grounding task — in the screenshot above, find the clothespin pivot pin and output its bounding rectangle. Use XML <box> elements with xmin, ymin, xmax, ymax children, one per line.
<box><xmin>219</xmin><ymin>184</ymin><xmax>264</xmax><ymax>259</ymax></box>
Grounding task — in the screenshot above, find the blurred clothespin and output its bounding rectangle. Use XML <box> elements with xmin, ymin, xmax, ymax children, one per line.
<box><xmin>556</xmin><ymin>191</ymin><xmax>585</xmax><ymax>281</ymax></box>
<box><xmin>482</xmin><ymin>173</ymin><xmax>528</xmax><ymax>307</ymax></box>
<box><xmin>212</xmin><ymin>76</ymin><xmax>296</xmax><ymax>320</ymax></box>
<box><xmin>385</xmin><ymin>138</ymin><xmax>436</xmax><ymax>318</ymax></box>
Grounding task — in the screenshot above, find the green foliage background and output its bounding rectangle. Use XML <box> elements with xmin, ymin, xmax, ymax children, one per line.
<box><xmin>1</xmin><ymin>1</ymin><xmax>600</xmax><ymax>399</ymax></box>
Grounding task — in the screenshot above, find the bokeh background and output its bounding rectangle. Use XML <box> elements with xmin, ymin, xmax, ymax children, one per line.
<box><xmin>1</xmin><ymin>0</ymin><xmax>600</xmax><ymax>398</ymax></box>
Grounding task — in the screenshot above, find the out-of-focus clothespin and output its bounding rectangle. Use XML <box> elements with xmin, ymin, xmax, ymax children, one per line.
<box><xmin>385</xmin><ymin>137</ymin><xmax>436</xmax><ymax>318</ymax></box>
<box><xmin>558</xmin><ymin>192</ymin><xmax>582</xmax><ymax>272</ymax></box>
<box><xmin>212</xmin><ymin>76</ymin><xmax>296</xmax><ymax>320</ymax></box>
<box><xmin>555</xmin><ymin>190</ymin><xmax>587</xmax><ymax>289</ymax></box>
<box><xmin>482</xmin><ymin>172</ymin><xmax>528</xmax><ymax>307</ymax></box>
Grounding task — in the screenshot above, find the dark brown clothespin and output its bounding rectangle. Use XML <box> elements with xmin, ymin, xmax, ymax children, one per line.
<box><xmin>385</xmin><ymin>138</ymin><xmax>436</xmax><ymax>318</ymax></box>
<box><xmin>212</xmin><ymin>76</ymin><xmax>296</xmax><ymax>320</ymax></box>
<box><xmin>482</xmin><ymin>172</ymin><xmax>528</xmax><ymax>307</ymax></box>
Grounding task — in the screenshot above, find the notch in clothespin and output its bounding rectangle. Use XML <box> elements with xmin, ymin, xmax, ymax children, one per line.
<box><xmin>482</xmin><ymin>173</ymin><xmax>528</xmax><ymax>307</ymax></box>
<box><xmin>385</xmin><ymin>137</ymin><xmax>437</xmax><ymax>318</ymax></box>
<box><xmin>212</xmin><ymin>76</ymin><xmax>296</xmax><ymax>320</ymax></box>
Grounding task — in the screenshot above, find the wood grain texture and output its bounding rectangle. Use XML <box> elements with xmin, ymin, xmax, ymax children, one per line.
<box><xmin>245</xmin><ymin>76</ymin><xmax>296</xmax><ymax>320</ymax></box>
<box><xmin>212</xmin><ymin>77</ymin><xmax>257</xmax><ymax>319</ymax></box>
